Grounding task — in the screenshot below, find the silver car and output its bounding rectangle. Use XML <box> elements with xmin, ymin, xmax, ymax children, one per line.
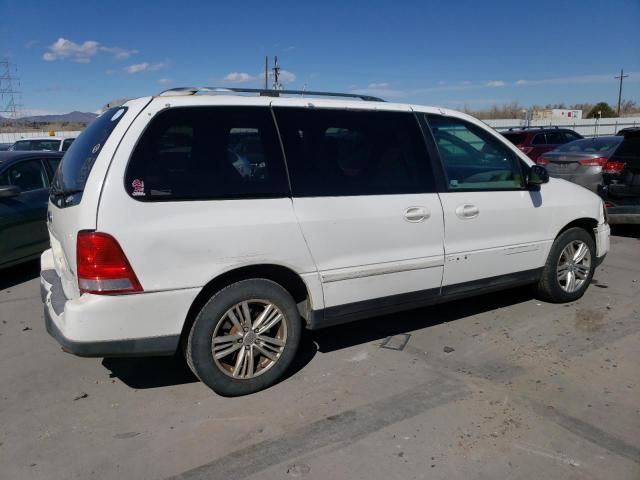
<box><xmin>538</xmin><ymin>136</ymin><xmax>624</xmax><ymax>191</ymax></box>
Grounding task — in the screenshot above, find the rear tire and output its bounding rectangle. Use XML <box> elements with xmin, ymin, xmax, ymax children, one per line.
<box><xmin>536</xmin><ymin>227</ymin><xmax>596</xmax><ymax>303</ymax></box>
<box><xmin>186</xmin><ymin>279</ymin><xmax>302</xmax><ymax>396</ymax></box>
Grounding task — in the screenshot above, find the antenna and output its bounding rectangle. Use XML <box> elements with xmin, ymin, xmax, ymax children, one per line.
<box><xmin>0</xmin><ymin>59</ymin><xmax>22</xmax><ymax>125</ymax></box>
<box><xmin>614</xmin><ymin>68</ymin><xmax>629</xmax><ymax>116</ymax></box>
<box><xmin>264</xmin><ymin>56</ymin><xmax>268</xmax><ymax>90</ymax></box>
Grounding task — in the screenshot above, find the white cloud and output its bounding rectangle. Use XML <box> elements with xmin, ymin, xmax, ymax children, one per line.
<box><xmin>157</xmin><ymin>78</ymin><xmax>173</xmax><ymax>85</ymax></box>
<box><xmin>125</xmin><ymin>62</ymin><xmax>166</xmax><ymax>74</ymax></box>
<box><xmin>368</xmin><ymin>82</ymin><xmax>389</xmax><ymax>88</ymax></box>
<box><xmin>486</xmin><ymin>80</ymin><xmax>507</xmax><ymax>87</ymax></box>
<box><xmin>223</xmin><ymin>69</ymin><xmax>296</xmax><ymax>85</ymax></box>
<box><xmin>42</xmin><ymin>38</ymin><xmax>137</xmax><ymax>62</ymax></box>
<box><xmin>224</xmin><ymin>72</ymin><xmax>257</xmax><ymax>83</ymax></box>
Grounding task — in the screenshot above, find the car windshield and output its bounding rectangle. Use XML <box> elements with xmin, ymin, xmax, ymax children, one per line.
<box><xmin>11</xmin><ymin>139</ymin><xmax>61</xmax><ymax>151</ymax></box>
<box><xmin>502</xmin><ymin>133</ymin><xmax>527</xmax><ymax>145</ymax></box>
<box><xmin>51</xmin><ymin>107</ymin><xmax>127</xmax><ymax>199</ymax></box>
<box><xmin>555</xmin><ymin>137</ymin><xmax>622</xmax><ymax>153</ymax></box>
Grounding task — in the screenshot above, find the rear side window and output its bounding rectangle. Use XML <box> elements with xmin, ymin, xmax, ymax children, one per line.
<box><xmin>1</xmin><ymin>159</ymin><xmax>49</xmax><ymax>192</ymax></box>
<box><xmin>545</xmin><ymin>131</ymin><xmax>564</xmax><ymax>145</ymax></box>
<box><xmin>12</xmin><ymin>139</ymin><xmax>61</xmax><ymax>151</ymax></box>
<box><xmin>125</xmin><ymin>107</ymin><xmax>288</xmax><ymax>200</ymax></box>
<box><xmin>61</xmin><ymin>138</ymin><xmax>74</xmax><ymax>152</ymax></box>
<box><xmin>502</xmin><ymin>133</ymin><xmax>527</xmax><ymax>145</ymax></box>
<box><xmin>274</xmin><ymin>108</ymin><xmax>434</xmax><ymax>196</ymax></box>
<box><xmin>52</xmin><ymin>107</ymin><xmax>127</xmax><ymax>197</ymax></box>
<box><xmin>532</xmin><ymin>133</ymin><xmax>546</xmax><ymax>145</ymax></box>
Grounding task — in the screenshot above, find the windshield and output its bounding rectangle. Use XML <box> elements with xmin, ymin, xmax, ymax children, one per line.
<box><xmin>11</xmin><ymin>139</ymin><xmax>61</xmax><ymax>151</ymax></box>
<box><xmin>51</xmin><ymin>107</ymin><xmax>127</xmax><ymax>202</ymax></box>
<box><xmin>555</xmin><ymin>137</ymin><xmax>622</xmax><ymax>153</ymax></box>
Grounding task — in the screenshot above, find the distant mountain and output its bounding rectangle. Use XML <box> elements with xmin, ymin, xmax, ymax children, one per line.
<box><xmin>0</xmin><ymin>111</ymin><xmax>98</xmax><ymax>125</ymax></box>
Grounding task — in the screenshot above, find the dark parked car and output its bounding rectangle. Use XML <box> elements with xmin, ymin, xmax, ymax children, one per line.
<box><xmin>501</xmin><ymin>127</ymin><xmax>583</xmax><ymax>161</ymax></box>
<box><xmin>0</xmin><ymin>151</ymin><xmax>63</xmax><ymax>269</ymax></box>
<box><xmin>0</xmin><ymin>143</ymin><xmax>12</xmax><ymax>151</ymax></box>
<box><xmin>599</xmin><ymin>129</ymin><xmax>640</xmax><ymax>224</ymax></box>
<box><xmin>536</xmin><ymin>136</ymin><xmax>624</xmax><ymax>192</ymax></box>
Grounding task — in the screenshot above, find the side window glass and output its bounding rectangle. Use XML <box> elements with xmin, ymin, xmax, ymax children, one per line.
<box><xmin>532</xmin><ymin>134</ymin><xmax>546</xmax><ymax>145</ymax></box>
<box><xmin>275</xmin><ymin>108</ymin><xmax>434</xmax><ymax>196</ymax></box>
<box><xmin>545</xmin><ymin>132</ymin><xmax>562</xmax><ymax>144</ymax></box>
<box><xmin>427</xmin><ymin>115</ymin><xmax>524</xmax><ymax>191</ymax></box>
<box><xmin>5</xmin><ymin>160</ymin><xmax>48</xmax><ymax>192</ymax></box>
<box><xmin>125</xmin><ymin>107</ymin><xmax>288</xmax><ymax>200</ymax></box>
<box><xmin>62</xmin><ymin>138</ymin><xmax>74</xmax><ymax>151</ymax></box>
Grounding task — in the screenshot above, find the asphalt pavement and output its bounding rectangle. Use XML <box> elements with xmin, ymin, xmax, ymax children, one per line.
<box><xmin>1</xmin><ymin>228</ymin><xmax>639</xmax><ymax>480</ymax></box>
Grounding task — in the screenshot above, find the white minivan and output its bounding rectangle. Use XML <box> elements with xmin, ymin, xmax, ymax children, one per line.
<box><xmin>40</xmin><ymin>87</ymin><xmax>610</xmax><ymax>396</ymax></box>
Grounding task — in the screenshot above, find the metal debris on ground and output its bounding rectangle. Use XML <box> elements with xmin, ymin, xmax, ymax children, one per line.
<box><xmin>380</xmin><ymin>333</ymin><xmax>411</xmax><ymax>351</ymax></box>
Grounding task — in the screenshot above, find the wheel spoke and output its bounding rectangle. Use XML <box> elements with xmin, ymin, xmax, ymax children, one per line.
<box><xmin>254</xmin><ymin>344</ymin><xmax>278</xmax><ymax>362</ymax></box>
<box><xmin>226</xmin><ymin>309</ymin><xmax>243</xmax><ymax>332</ymax></box>
<box><xmin>256</xmin><ymin>312</ymin><xmax>283</xmax><ymax>335</ymax></box>
<box><xmin>574</xmin><ymin>264</ymin><xmax>589</xmax><ymax>279</ymax></box>
<box><xmin>257</xmin><ymin>334</ymin><xmax>285</xmax><ymax>348</ymax></box>
<box><xmin>233</xmin><ymin>346</ymin><xmax>247</xmax><ymax>377</ymax></box>
<box><xmin>573</xmin><ymin>243</ymin><xmax>588</xmax><ymax>263</ymax></box>
<box><xmin>212</xmin><ymin>333</ymin><xmax>241</xmax><ymax>345</ymax></box>
<box><xmin>214</xmin><ymin>342</ymin><xmax>242</xmax><ymax>360</ymax></box>
<box><xmin>241</xmin><ymin>301</ymin><xmax>252</xmax><ymax>329</ymax></box>
<box><xmin>566</xmin><ymin>271</ymin><xmax>576</xmax><ymax>292</ymax></box>
<box><xmin>252</xmin><ymin>304</ymin><xmax>274</xmax><ymax>332</ymax></box>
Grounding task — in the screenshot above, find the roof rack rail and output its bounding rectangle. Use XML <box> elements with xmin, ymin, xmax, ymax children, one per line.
<box><xmin>157</xmin><ymin>86</ymin><xmax>385</xmax><ymax>102</ymax></box>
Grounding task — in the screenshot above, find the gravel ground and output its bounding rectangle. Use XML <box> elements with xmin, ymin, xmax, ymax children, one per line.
<box><xmin>1</xmin><ymin>228</ymin><xmax>639</xmax><ymax>480</ymax></box>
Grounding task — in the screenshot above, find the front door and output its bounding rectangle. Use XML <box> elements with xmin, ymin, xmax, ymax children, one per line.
<box><xmin>273</xmin><ymin>105</ymin><xmax>444</xmax><ymax>317</ymax></box>
<box><xmin>423</xmin><ymin>114</ymin><xmax>549</xmax><ymax>294</ymax></box>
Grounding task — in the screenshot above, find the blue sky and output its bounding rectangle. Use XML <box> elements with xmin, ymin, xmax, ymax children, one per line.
<box><xmin>1</xmin><ymin>0</ymin><xmax>639</xmax><ymax>115</ymax></box>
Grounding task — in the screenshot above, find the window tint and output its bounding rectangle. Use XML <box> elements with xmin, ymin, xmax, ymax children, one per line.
<box><xmin>545</xmin><ymin>131</ymin><xmax>564</xmax><ymax>145</ymax></box>
<box><xmin>52</xmin><ymin>107</ymin><xmax>127</xmax><ymax>199</ymax></box>
<box><xmin>532</xmin><ymin>133</ymin><xmax>546</xmax><ymax>145</ymax></box>
<box><xmin>61</xmin><ymin>138</ymin><xmax>74</xmax><ymax>152</ymax></box>
<box><xmin>612</xmin><ymin>136</ymin><xmax>640</xmax><ymax>168</ymax></box>
<box><xmin>502</xmin><ymin>133</ymin><xmax>527</xmax><ymax>145</ymax></box>
<box><xmin>556</xmin><ymin>137</ymin><xmax>622</xmax><ymax>153</ymax></box>
<box><xmin>46</xmin><ymin>157</ymin><xmax>61</xmax><ymax>179</ymax></box>
<box><xmin>2</xmin><ymin>159</ymin><xmax>48</xmax><ymax>191</ymax></box>
<box><xmin>274</xmin><ymin>108</ymin><xmax>434</xmax><ymax>196</ymax></box>
<box><xmin>426</xmin><ymin>115</ymin><xmax>525</xmax><ymax>191</ymax></box>
<box><xmin>12</xmin><ymin>139</ymin><xmax>61</xmax><ymax>151</ymax></box>
<box><xmin>125</xmin><ymin>107</ymin><xmax>288</xmax><ymax>200</ymax></box>
<box><xmin>561</xmin><ymin>131</ymin><xmax>581</xmax><ymax>143</ymax></box>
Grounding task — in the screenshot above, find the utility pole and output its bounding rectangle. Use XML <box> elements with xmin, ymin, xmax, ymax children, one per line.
<box><xmin>615</xmin><ymin>68</ymin><xmax>629</xmax><ymax>116</ymax></box>
<box><xmin>264</xmin><ymin>56</ymin><xmax>268</xmax><ymax>90</ymax></box>
<box><xmin>0</xmin><ymin>59</ymin><xmax>21</xmax><ymax>126</ymax></box>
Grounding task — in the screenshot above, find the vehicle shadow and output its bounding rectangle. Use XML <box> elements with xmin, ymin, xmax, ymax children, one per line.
<box><xmin>0</xmin><ymin>259</ymin><xmax>40</xmax><ymax>291</ymax></box>
<box><xmin>611</xmin><ymin>225</ymin><xmax>640</xmax><ymax>239</ymax></box>
<box><xmin>101</xmin><ymin>330</ymin><xmax>319</xmax><ymax>389</ymax></box>
<box><xmin>310</xmin><ymin>286</ymin><xmax>535</xmax><ymax>354</ymax></box>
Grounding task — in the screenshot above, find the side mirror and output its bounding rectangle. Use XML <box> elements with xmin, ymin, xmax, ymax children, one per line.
<box><xmin>528</xmin><ymin>165</ymin><xmax>549</xmax><ymax>188</ymax></box>
<box><xmin>0</xmin><ymin>185</ymin><xmax>21</xmax><ymax>198</ymax></box>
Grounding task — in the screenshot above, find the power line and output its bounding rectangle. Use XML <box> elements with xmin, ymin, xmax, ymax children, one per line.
<box><xmin>614</xmin><ymin>68</ymin><xmax>629</xmax><ymax>116</ymax></box>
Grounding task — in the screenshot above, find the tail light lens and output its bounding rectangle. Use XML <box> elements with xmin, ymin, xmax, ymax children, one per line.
<box><xmin>77</xmin><ymin>231</ymin><xmax>143</xmax><ymax>295</ymax></box>
<box><xmin>578</xmin><ymin>156</ymin><xmax>608</xmax><ymax>167</ymax></box>
<box><xmin>603</xmin><ymin>160</ymin><xmax>626</xmax><ymax>174</ymax></box>
<box><xmin>536</xmin><ymin>157</ymin><xmax>550</xmax><ymax>166</ymax></box>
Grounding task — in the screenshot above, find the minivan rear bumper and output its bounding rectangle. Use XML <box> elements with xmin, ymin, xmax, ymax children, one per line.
<box><xmin>40</xmin><ymin>249</ymin><xmax>199</xmax><ymax>357</ymax></box>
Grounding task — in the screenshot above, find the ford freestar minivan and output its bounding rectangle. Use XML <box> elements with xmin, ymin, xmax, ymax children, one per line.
<box><xmin>40</xmin><ymin>87</ymin><xmax>610</xmax><ymax>396</ymax></box>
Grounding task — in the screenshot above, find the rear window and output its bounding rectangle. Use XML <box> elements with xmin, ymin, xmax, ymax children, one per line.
<box><xmin>611</xmin><ymin>136</ymin><xmax>640</xmax><ymax>168</ymax></box>
<box><xmin>125</xmin><ymin>107</ymin><xmax>288</xmax><ymax>200</ymax></box>
<box><xmin>51</xmin><ymin>107</ymin><xmax>127</xmax><ymax>202</ymax></box>
<box><xmin>556</xmin><ymin>137</ymin><xmax>622</xmax><ymax>153</ymax></box>
<box><xmin>502</xmin><ymin>133</ymin><xmax>527</xmax><ymax>145</ymax></box>
<box><xmin>12</xmin><ymin>139</ymin><xmax>61</xmax><ymax>151</ymax></box>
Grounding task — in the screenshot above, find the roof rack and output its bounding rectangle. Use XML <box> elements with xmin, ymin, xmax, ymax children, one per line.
<box><xmin>507</xmin><ymin>125</ymin><xmax>560</xmax><ymax>131</ymax></box>
<box><xmin>157</xmin><ymin>86</ymin><xmax>385</xmax><ymax>102</ymax></box>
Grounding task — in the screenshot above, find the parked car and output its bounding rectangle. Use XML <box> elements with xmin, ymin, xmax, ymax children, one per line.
<box><xmin>40</xmin><ymin>88</ymin><xmax>609</xmax><ymax>396</ymax></box>
<box><xmin>9</xmin><ymin>136</ymin><xmax>75</xmax><ymax>152</ymax></box>
<box><xmin>0</xmin><ymin>151</ymin><xmax>63</xmax><ymax>269</ymax></box>
<box><xmin>0</xmin><ymin>143</ymin><xmax>12</xmax><ymax>151</ymax></box>
<box><xmin>536</xmin><ymin>136</ymin><xmax>624</xmax><ymax>191</ymax></box>
<box><xmin>599</xmin><ymin>128</ymin><xmax>640</xmax><ymax>224</ymax></box>
<box><xmin>501</xmin><ymin>127</ymin><xmax>583</xmax><ymax>161</ymax></box>
<box><xmin>616</xmin><ymin>126</ymin><xmax>640</xmax><ymax>136</ymax></box>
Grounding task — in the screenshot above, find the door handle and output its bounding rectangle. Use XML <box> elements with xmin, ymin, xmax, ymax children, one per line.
<box><xmin>404</xmin><ymin>206</ymin><xmax>429</xmax><ymax>223</ymax></box>
<box><xmin>455</xmin><ymin>204</ymin><xmax>479</xmax><ymax>219</ymax></box>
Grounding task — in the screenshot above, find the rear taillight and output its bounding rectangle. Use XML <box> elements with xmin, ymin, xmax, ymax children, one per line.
<box><xmin>518</xmin><ymin>146</ymin><xmax>533</xmax><ymax>154</ymax></box>
<box><xmin>603</xmin><ymin>160</ymin><xmax>626</xmax><ymax>174</ymax></box>
<box><xmin>77</xmin><ymin>231</ymin><xmax>143</xmax><ymax>295</ymax></box>
<box><xmin>578</xmin><ymin>156</ymin><xmax>608</xmax><ymax>167</ymax></box>
<box><xmin>536</xmin><ymin>157</ymin><xmax>550</xmax><ymax>166</ymax></box>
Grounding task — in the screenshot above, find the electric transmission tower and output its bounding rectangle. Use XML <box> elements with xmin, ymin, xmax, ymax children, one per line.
<box><xmin>0</xmin><ymin>59</ymin><xmax>22</xmax><ymax>124</ymax></box>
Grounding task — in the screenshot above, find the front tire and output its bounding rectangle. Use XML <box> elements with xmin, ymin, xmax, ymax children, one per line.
<box><xmin>536</xmin><ymin>227</ymin><xmax>596</xmax><ymax>303</ymax></box>
<box><xmin>186</xmin><ymin>279</ymin><xmax>302</xmax><ymax>396</ymax></box>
